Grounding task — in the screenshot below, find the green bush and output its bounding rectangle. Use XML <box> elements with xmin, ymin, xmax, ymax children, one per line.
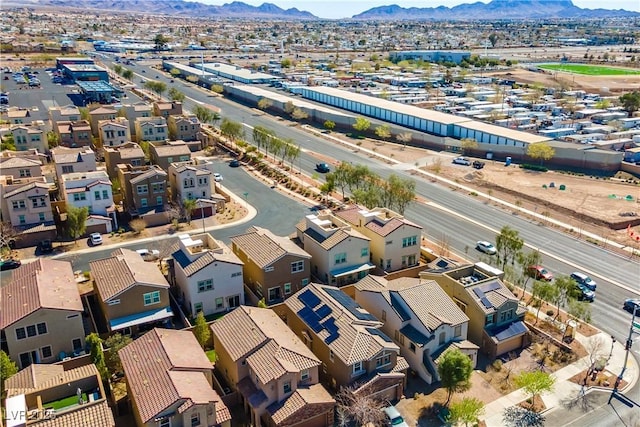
<box><xmin>520</xmin><ymin>164</ymin><xmax>549</xmax><ymax>172</ymax></box>
<box><xmin>546</xmin><ymin>309</ymin><xmax>554</xmax><ymax>316</ymax></box>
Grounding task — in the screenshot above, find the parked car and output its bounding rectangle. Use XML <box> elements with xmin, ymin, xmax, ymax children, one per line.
<box><xmin>623</xmin><ymin>298</ymin><xmax>640</xmax><ymax>314</ymax></box>
<box><xmin>472</xmin><ymin>160</ymin><xmax>485</xmax><ymax>169</ymax></box>
<box><xmin>452</xmin><ymin>157</ymin><xmax>471</xmax><ymax>166</ymax></box>
<box><xmin>570</xmin><ymin>272</ymin><xmax>597</xmax><ymax>291</ymax></box>
<box><xmin>229</xmin><ymin>159</ymin><xmax>240</xmax><ymax>167</ymax></box>
<box><xmin>89</xmin><ymin>232</ymin><xmax>103</xmax><ymax>246</ymax></box>
<box><xmin>383</xmin><ymin>405</ymin><xmax>409</xmax><ymax>427</ymax></box>
<box><xmin>574</xmin><ymin>283</ymin><xmax>595</xmax><ymax>302</ymax></box>
<box><xmin>136</xmin><ymin>248</ymin><xmax>160</xmax><ymax>262</ymax></box>
<box><xmin>527</xmin><ymin>265</ymin><xmax>553</xmax><ymax>281</ymax></box>
<box><xmin>316</xmin><ymin>163</ymin><xmax>330</xmax><ymax>173</ymax></box>
<box><xmin>213</xmin><ymin>172</ymin><xmax>223</xmax><ymax>182</ymax></box>
<box><xmin>39</xmin><ymin>239</ymin><xmax>53</xmax><ymax>254</ymax></box>
<box><xmin>0</xmin><ymin>258</ymin><xmax>21</xmax><ymax>271</ymax></box>
<box><xmin>476</xmin><ymin>240</ymin><xmax>497</xmax><ymax>255</ymax></box>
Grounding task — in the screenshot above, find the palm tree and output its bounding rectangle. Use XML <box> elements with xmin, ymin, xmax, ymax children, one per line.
<box><xmin>182</xmin><ymin>198</ymin><xmax>197</xmax><ymax>224</ymax></box>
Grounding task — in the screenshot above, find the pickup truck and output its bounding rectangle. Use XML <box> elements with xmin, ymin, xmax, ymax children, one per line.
<box><xmin>316</xmin><ymin>163</ymin><xmax>330</xmax><ymax>173</ymax></box>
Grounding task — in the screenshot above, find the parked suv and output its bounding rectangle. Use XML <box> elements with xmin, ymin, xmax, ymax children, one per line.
<box><xmin>383</xmin><ymin>405</ymin><xmax>409</xmax><ymax>427</ymax></box>
<box><xmin>527</xmin><ymin>265</ymin><xmax>553</xmax><ymax>281</ymax></box>
<box><xmin>570</xmin><ymin>272</ymin><xmax>597</xmax><ymax>291</ymax></box>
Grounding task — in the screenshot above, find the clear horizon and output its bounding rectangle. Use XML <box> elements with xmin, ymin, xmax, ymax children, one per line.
<box><xmin>196</xmin><ymin>0</ymin><xmax>640</xmax><ymax>19</ymax></box>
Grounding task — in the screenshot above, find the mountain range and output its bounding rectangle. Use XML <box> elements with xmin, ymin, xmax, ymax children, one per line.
<box><xmin>16</xmin><ymin>0</ymin><xmax>640</xmax><ymax>20</ymax></box>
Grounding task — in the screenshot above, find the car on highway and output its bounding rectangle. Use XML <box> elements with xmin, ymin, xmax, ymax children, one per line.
<box><xmin>89</xmin><ymin>232</ymin><xmax>103</xmax><ymax>246</ymax></box>
<box><xmin>0</xmin><ymin>258</ymin><xmax>21</xmax><ymax>271</ymax></box>
<box><xmin>136</xmin><ymin>248</ymin><xmax>160</xmax><ymax>262</ymax></box>
<box><xmin>623</xmin><ymin>298</ymin><xmax>640</xmax><ymax>314</ymax></box>
<box><xmin>452</xmin><ymin>157</ymin><xmax>471</xmax><ymax>166</ymax></box>
<box><xmin>383</xmin><ymin>405</ymin><xmax>409</xmax><ymax>427</ymax></box>
<box><xmin>213</xmin><ymin>172</ymin><xmax>223</xmax><ymax>182</ymax></box>
<box><xmin>476</xmin><ymin>240</ymin><xmax>497</xmax><ymax>255</ymax></box>
<box><xmin>527</xmin><ymin>265</ymin><xmax>553</xmax><ymax>281</ymax></box>
<box><xmin>570</xmin><ymin>272</ymin><xmax>597</xmax><ymax>291</ymax></box>
<box><xmin>315</xmin><ymin>163</ymin><xmax>330</xmax><ymax>173</ymax></box>
<box><xmin>229</xmin><ymin>159</ymin><xmax>240</xmax><ymax>167</ymax></box>
<box><xmin>574</xmin><ymin>283</ymin><xmax>595</xmax><ymax>302</ymax></box>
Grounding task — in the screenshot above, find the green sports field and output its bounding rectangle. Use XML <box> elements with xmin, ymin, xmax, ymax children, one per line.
<box><xmin>537</xmin><ymin>63</ymin><xmax>640</xmax><ymax>76</ymax></box>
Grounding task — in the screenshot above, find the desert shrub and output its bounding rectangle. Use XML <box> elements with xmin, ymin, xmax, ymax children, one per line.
<box><xmin>520</xmin><ymin>164</ymin><xmax>548</xmax><ymax>172</ymax></box>
<box><xmin>546</xmin><ymin>309</ymin><xmax>554</xmax><ymax>316</ymax></box>
<box><xmin>492</xmin><ymin>360</ymin><xmax>503</xmax><ymax>371</ymax></box>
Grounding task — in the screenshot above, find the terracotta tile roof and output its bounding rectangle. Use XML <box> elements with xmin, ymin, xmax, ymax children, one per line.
<box><xmin>129</xmin><ymin>167</ymin><xmax>167</xmax><ymax>184</ymax></box>
<box><xmin>152</xmin><ymin>144</ymin><xmax>190</xmax><ymax>157</ymax></box>
<box><xmin>37</xmin><ymin>400</ymin><xmax>115</xmax><ymax>427</ymax></box>
<box><xmin>267</xmin><ymin>383</ymin><xmax>335</xmax><ymax>426</ymax></box>
<box><xmin>90</xmin><ymin>248</ymin><xmax>169</xmax><ymax>302</ymax></box>
<box><xmin>119</xmin><ymin>328</ymin><xmax>226</xmax><ymax>424</ymax></box>
<box><xmin>0</xmin><ymin>156</ymin><xmax>41</xmax><ymax>168</ymax></box>
<box><xmin>0</xmin><ymin>259</ymin><xmax>82</xmax><ymax>329</ymax></box>
<box><xmin>334</xmin><ymin>205</ymin><xmax>360</xmax><ymax>224</ymax></box>
<box><xmin>230</xmin><ymin>226</ymin><xmax>310</xmax><ymax>269</ymax></box>
<box><xmin>352</xmin><ymin>371</ymin><xmax>405</xmax><ymax>397</ymax></box>
<box><xmin>466</xmin><ymin>279</ymin><xmax>516</xmax><ymax>314</ymax></box>
<box><xmin>171</xmin><ymin>242</ymin><xmax>243</xmax><ymax>278</ymax></box>
<box><xmin>3</xmin><ymin>181</ymin><xmax>50</xmax><ymax>199</ymax></box>
<box><xmin>89</xmin><ymin>107</ymin><xmax>117</xmax><ymax>115</ymax></box>
<box><xmin>6</xmin><ymin>364</ymin><xmax>99</xmax><ymax>397</ymax></box>
<box><xmin>364</xmin><ymin>217</ymin><xmax>405</xmax><ymax>237</ymax></box>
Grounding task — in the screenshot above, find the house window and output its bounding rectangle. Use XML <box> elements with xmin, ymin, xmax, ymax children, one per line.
<box><xmin>301</xmin><ymin>369</ymin><xmax>310</xmax><ymax>381</ymax></box>
<box><xmin>136</xmin><ymin>185</ymin><xmax>148</xmax><ymax>194</ymax></box>
<box><xmin>191</xmin><ymin>413</ymin><xmax>200</xmax><ymax>427</ymax></box>
<box><xmin>409</xmin><ymin>342</ymin><xmax>416</xmax><ymax>353</ymax></box>
<box><xmin>334</xmin><ymin>252</ymin><xmax>347</xmax><ymax>265</ymax></box>
<box><xmin>215</xmin><ymin>298</ymin><xmax>224</xmax><ymax>309</ymax></box>
<box><xmin>329</xmin><ymin>350</ymin><xmax>334</xmax><ymax>361</ymax></box>
<box><xmin>227</xmin><ymin>295</ymin><xmax>240</xmax><ymax>308</ymax></box>
<box><xmin>39</xmin><ymin>213</ymin><xmax>46</xmax><ymax>222</ymax></box>
<box><xmin>67</xmin><ymin>314</ymin><xmax>79</xmax><ymax>319</ymax></box>
<box><xmin>486</xmin><ymin>314</ymin><xmax>495</xmax><ymax>325</ymax></box>
<box><xmin>156</xmin><ymin>196</ymin><xmax>163</xmax><ymax>206</ymax></box>
<box><xmin>284</xmin><ymin>283</ymin><xmax>292</xmax><ymax>295</ymax></box>
<box><xmin>141</xmin><ymin>198</ymin><xmax>148</xmax><ymax>207</ymax></box>
<box><xmin>375</xmin><ymin>353</ymin><xmax>391</xmax><ymax>368</ymax></box>
<box><xmin>301</xmin><ymin>278</ymin><xmax>309</xmax><ymax>287</ymax></box>
<box><xmin>386</xmin><ymin>259</ymin><xmax>391</xmax><ymax>270</ymax></box>
<box><xmin>439</xmin><ymin>332</ymin><xmax>446</xmax><ymax>345</ymax></box>
<box><xmin>361</xmin><ymin>247</ymin><xmax>368</xmax><ymax>257</ymax></box>
<box><xmin>159</xmin><ymin>418</ymin><xmax>171</xmax><ymax>427</ymax></box>
<box><xmin>454</xmin><ymin>325</ymin><xmax>462</xmax><ymax>337</ymax></box>
<box><xmin>143</xmin><ymin>291</ymin><xmax>161</xmax><ymax>306</ymax></box>
<box><xmin>194</xmin><ymin>303</ymin><xmax>203</xmax><ymax>314</ymax></box>
<box><xmin>283</xmin><ymin>380</ymin><xmax>292</xmax><ymax>394</ymax></box>
<box><xmin>41</xmin><ymin>346</ymin><xmax>52</xmax><ymax>359</ymax></box>
<box><xmin>291</xmin><ymin>260</ymin><xmax>304</xmax><ymax>273</ymax></box>
<box><xmin>19</xmin><ymin>215</ymin><xmax>25</xmax><ymax>225</ymax></box>
<box><xmin>73</xmin><ymin>192</ymin><xmax>86</xmax><ymax>201</ymax></box>
<box><xmin>381</xmin><ymin>310</ymin><xmax>386</xmax><ymax>321</ymax></box>
<box><xmin>268</xmin><ymin>287</ymin><xmax>281</xmax><ymax>302</ymax></box>
<box><xmin>108</xmin><ymin>299</ymin><xmax>120</xmax><ymax>305</ymax></box>
<box><xmin>500</xmin><ymin>310</ymin><xmax>513</xmax><ymax>322</ymax></box>
<box><xmin>402</xmin><ymin>236</ymin><xmax>418</xmax><ymax>247</ymax></box>
<box><xmin>26</xmin><ymin>325</ymin><xmax>37</xmax><ymax>337</ymax></box>
<box><xmin>197</xmin><ymin>279</ymin><xmax>214</xmax><ymax>293</ymax></box>
<box><xmin>62</xmin><ymin>165</ymin><xmax>73</xmax><ymax>173</ymax></box>
<box><xmin>94</xmin><ymin>190</ymin><xmax>101</xmax><ymax>200</ymax></box>
<box><xmin>19</xmin><ymin>169</ymin><xmax>31</xmax><ymax>177</ymax></box>
<box><xmin>12</xmin><ymin>200</ymin><xmax>26</xmax><ymax>209</ymax></box>
<box><xmin>231</xmin><ymin>271</ymin><xmax>242</xmax><ymax>278</ymax></box>
<box><xmin>152</xmin><ymin>183</ymin><xmax>164</xmax><ymax>193</ymax></box>
<box><xmin>72</xmin><ymin>338</ymin><xmax>82</xmax><ymax>350</ymax></box>
<box><xmin>15</xmin><ymin>327</ymin><xmax>26</xmax><ymax>340</ymax></box>
<box><xmin>385</xmin><ymin>240</ymin><xmax>393</xmax><ymax>245</ymax></box>
<box><xmin>102</xmin><ymin>190</ymin><xmax>109</xmax><ymax>199</ymax></box>
<box><xmin>37</xmin><ymin>322</ymin><xmax>47</xmax><ymax>335</ymax></box>
<box><xmin>352</xmin><ymin>361</ymin><xmax>364</xmax><ymax>375</ymax></box>
<box><xmin>264</xmin><ymin>266</ymin><xmax>275</xmax><ymax>272</ymax></box>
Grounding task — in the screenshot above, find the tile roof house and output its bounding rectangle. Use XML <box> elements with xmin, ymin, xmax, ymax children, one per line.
<box><xmin>119</xmin><ymin>328</ymin><xmax>231</xmax><ymax>427</ymax></box>
<box><xmin>273</xmin><ymin>283</ymin><xmax>408</xmax><ymax>401</ymax></box>
<box><xmin>354</xmin><ymin>275</ymin><xmax>477</xmax><ymax>384</ymax></box>
<box><xmin>420</xmin><ymin>262</ymin><xmax>528</xmax><ymax>359</ymax></box>
<box><xmin>135</xmin><ymin>116</ymin><xmax>168</xmax><ymax>143</ymax></box>
<box><xmin>122</xmin><ymin>102</ymin><xmax>153</xmax><ymax>141</ymax></box>
<box><xmin>0</xmin><ymin>156</ymin><xmax>42</xmax><ymax>179</ymax></box>
<box><xmin>117</xmin><ymin>164</ymin><xmax>169</xmax><ymax>218</ymax></box>
<box><xmin>295</xmin><ymin>212</ymin><xmax>374</xmax><ymax>287</ymax></box>
<box><xmin>104</xmin><ymin>142</ymin><xmax>145</xmax><ymax>180</ymax></box>
<box><xmin>153</xmin><ymin>101</ymin><xmax>183</xmax><ymax>119</ymax></box>
<box><xmin>167</xmin><ymin>114</ymin><xmax>201</xmax><ymax>141</ymax></box>
<box><xmin>4</xmin><ymin>363</ymin><xmax>115</xmax><ymax>427</ymax></box>
<box><xmin>98</xmin><ymin>117</ymin><xmax>131</xmax><ymax>148</ymax></box>
<box><xmin>210</xmin><ymin>306</ymin><xmax>335</xmax><ymax>427</ymax></box>
<box><xmin>149</xmin><ymin>140</ymin><xmax>191</xmax><ymax>170</ymax></box>
<box><xmin>88</xmin><ymin>106</ymin><xmax>117</xmax><ymax>137</ymax></box>
<box><xmin>169</xmin><ymin>233</ymin><xmax>244</xmax><ymax>317</ymax></box>
<box><xmin>2</xmin><ymin>180</ymin><xmax>54</xmax><ymax>231</ymax></box>
<box><xmin>56</xmin><ymin>120</ymin><xmax>92</xmax><ymax>148</ymax></box>
<box><xmin>231</xmin><ymin>226</ymin><xmax>312</xmax><ymax>306</ymax></box>
<box><xmin>335</xmin><ymin>205</ymin><xmax>423</xmax><ymax>273</ymax></box>
<box><xmin>11</xmin><ymin>123</ymin><xmax>47</xmax><ymax>153</ymax></box>
<box><xmin>7</xmin><ymin>108</ymin><xmax>34</xmax><ymax>125</ymax></box>
<box><xmin>168</xmin><ymin>161</ymin><xmax>212</xmax><ymax>204</ymax></box>
<box><xmin>0</xmin><ymin>259</ymin><xmax>85</xmax><ymax>369</ymax></box>
<box><xmin>90</xmin><ymin>248</ymin><xmax>173</xmax><ymax>335</ymax></box>
<box><xmin>60</xmin><ymin>170</ymin><xmax>117</xmax><ymax>232</ymax></box>
<box><xmin>49</xmin><ymin>105</ymin><xmax>81</xmax><ymax>131</ymax></box>
<box><xmin>51</xmin><ymin>147</ymin><xmax>97</xmax><ymax>183</ymax></box>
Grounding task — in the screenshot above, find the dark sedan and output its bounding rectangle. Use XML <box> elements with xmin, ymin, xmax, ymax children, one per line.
<box><xmin>623</xmin><ymin>298</ymin><xmax>640</xmax><ymax>314</ymax></box>
<box><xmin>0</xmin><ymin>258</ymin><xmax>21</xmax><ymax>271</ymax></box>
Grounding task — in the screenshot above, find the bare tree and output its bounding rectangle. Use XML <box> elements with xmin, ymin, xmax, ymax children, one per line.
<box><xmin>437</xmin><ymin>232</ymin><xmax>451</xmax><ymax>257</ymax></box>
<box><xmin>583</xmin><ymin>337</ymin><xmax>607</xmax><ymax>385</ymax></box>
<box><xmin>0</xmin><ymin>222</ymin><xmax>20</xmax><ymax>251</ymax></box>
<box><xmin>335</xmin><ymin>385</ymin><xmax>386</xmax><ymax>427</ymax></box>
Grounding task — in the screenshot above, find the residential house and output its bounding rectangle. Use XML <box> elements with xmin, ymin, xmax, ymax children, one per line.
<box><xmin>273</xmin><ymin>283</ymin><xmax>408</xmax><ymax>400</ymax></box>
<box><xmin>119</xmin><ymin>328</ymin><xmax>231</xmax><ymax>427</ymax></box>
<box><xmin>211</xmin><ymin>306</ymin><xmax>335</xmax><ymax>427</ymax></box>
<box><xmin>60</xmin><ymin>170</ymin><xmax>117</xmax><ymax>232</ymax></box>
<box><xmin>0</xmin><ymin>156</ymin><xmax>42</xmax><ymax>180</ymax></box>
<box><xmin>49</xmin><ymin>105</ymin><xmax>81</xmax><ymax>130</ymax></box>
<box><xmin>122</xmin><ymin>102</ymin><xmax>152</xmax><ymax>141</ymax></box>
<box><xmin>0</xmin><ymin>148</ymin><xmax>48</xmax><ymax>164</ymax></box>
<box><xmin>98</xmin><ymin>117</ymin><xmax>131</xmax><ymax>148</ymax></box>
<box><xmin>4</xmin><ymin>363</ymin><xmax>114</xmax><ymax>427</ymax></box>
<box><xmin>0</xmin><ymin>259</ymin><xmax>85</xmax><ymax>369</ymax></box>
<box><xmin>149</xmin><ymin>140</ymin><xmax>191</xmax><ymax>170</ymax></box>
<box><xmin>7</xmin><ymin>108</ymin><xmax>34</xmax><ymax>125</ymax></box>
<box><xmin>167</xmin><ymin>114</ymin><xmax>201</xmax><ymax>141</ymax></box>
<box><xmin>90</xmin><ymin>248</ymin><xmax>173</xmax><ymax>335</ymax></box>
<box><xmin>420</xmin><ymin>262</ymin><xmax>528</xmax><ymax>359</ymax></box>
<box><xmin>56</xmin><ymin>120</ymin><xmax>92</xmax><ymax>148</ymax></box>
<box><xmin>11</xmin><ymin>123</ymin><xmax>47</xmax><ymax>153</ymax></box>
<box><xmin>135</xmin><ymin>116</ymin><xmax>168</xmax><ymax>143</ymax></box>
<box><xmin>2</xmin><ymin>180</ymin><xmax>53</xmax><ymax>229</ymax></box>
<box><xmin>51</xmin><ymin>146</ymin><xmax>97</xmax><ymax>182</ymax></box>
<box><xmin>231</xmin><ymin>226</ymin><xmax>311</xmax><ymax>305</ymax></box>
<box><xmin>168</xmin><ymin>160</ymin><xmax>212</xmax><ymax>204</ymax></box>
<box><xmin>117</xmin><ymin>164</ymin><xmax>169</xmax><ymax>218</ymax></box>
<box><xmin>335</xmin><ymin>206</ymin><xmax>423</xmax><ymax>273</ymax></box>
<box><xmin>354</xmin><ymin>276</ymin><xmax>477</xmax><ymax>384</ymax></box>
<box><xmin>170</xmin><ymin>233</ymin><xmax>244</xmax><ymax>317</ymax></box>
<box><xmin>88</xmin><ymin>106</ymin><xmax>117</xmax><ymax>137</ymax></box>
<box><xmin>104</xmin><ymin>142</ymin><xmax>145</xmax><ymax>180</ymax></box>
<box><xmin>295</xmin><ymin>212</ymin><xmax>373</xmax><ymax>286</ymax></box>
<box><xmin>153</xmin><ymin>101</ymin><xmax>183</xmax><ymax>119</ymax></box>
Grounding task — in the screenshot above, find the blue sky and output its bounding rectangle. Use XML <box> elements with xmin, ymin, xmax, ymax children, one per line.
<box><xmin>198</xmin><ymin>1</ymin><xmax>639</xmax><ymax>19</ymax></box>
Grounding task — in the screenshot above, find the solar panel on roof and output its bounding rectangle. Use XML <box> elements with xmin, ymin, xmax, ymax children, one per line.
<box><xmin>436</xmin><ymin>259</ymin><xmax>449</xmax><ymax>268</ymax></box>
<box><xmin>366</xmin><ymin>327</ymin><xmax>393</xmax><ymax>343</ymax></box>
<box><xmin>481</xmin><ymin>281</ymin><xmax>501</xmax><ymax>293</ymax></box>
<box><xmin>316</xmin><ymin>304</ymin><xmax>332</xmax><ymax>319</ymax></box>
<box><xmin>322</xmin><ymin>317</ymin><xmax>338</xmax><ymax>335</ymax></box>
<box><xmin>480</xmin><ymin>297</ymin><xmax>493</xmax><ymax>309</ymax></box>
<box><xmin>298</xmin><ymin>289</ymin><xmax>321</xmax><ymax>308</ymax></box>
<box><xmin>325</xmin><ymin>332</ymin><xmax>339</xmax><ymax>344</ymax></box>
<box><xmin>298</xmin><ymin>306</ymin><xmax>324</xmax><ymax>333</ymax></box>
<box><xmin>473</xmin><ymin>288</ymin><xmax>485</xmax><ymax>299</ymax></box>
<box><xmin>324</xmin><ymin>287</ymin><xmax>377</xmax><ymax>321</ymax></box>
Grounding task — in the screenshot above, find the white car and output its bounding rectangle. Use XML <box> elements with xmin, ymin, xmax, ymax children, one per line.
<box><xmin>476</xmin><ymin>240</ymin><xmax>497</xmax><ymax>255</ymax></box>
<box><xmin>452</xmin><ymin>157</ymin><xmax>471</xmax><ymax>166</ymax></box>
<box><xmin>89</xmin><ymin>233</ymin><xmax>103</xmax><ymax>246</ymax></box>
<box><xmin>213</xmin><ymin>173</ymin><xmax>223</xmax><ymax>182</ymax></box>
<box><xmin>136</xmin><ymin>248</ymin><xmax>160</xmax><ymax>262</ymax></box>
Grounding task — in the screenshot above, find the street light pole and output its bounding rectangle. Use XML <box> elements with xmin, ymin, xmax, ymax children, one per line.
<box><xmin>609</xmin><ymin>306</ymin><xmax>640</xmax><ymax>403</ymax></box>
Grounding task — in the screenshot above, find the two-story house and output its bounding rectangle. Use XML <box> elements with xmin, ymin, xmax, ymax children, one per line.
<box><xmin>296</xmin><ymin>212</ymin><xmax>374</xmax><ymax>286</ymax></box>
<box><xmin>153</xmin><ymin>101</ymin><xmax>183</xmax><ymax>119</ymax></box>
<box><xmin>7</xmin><ymin>109</ymin><xmax>34</xmax><ymax>125</ymax></box>
<box><xmin>168</xmin><ymin>161</ymin><xmax>212</xmax><ymax>203</ymax></box>
<box><xmin>98</xmin><ymin>117</ymin><xmax>131</xmax><ymax>148</ymax></box>
<box><xmin>335</xmin><ymin>206</ymin><xmax>423</xmax><ymax>273</ymax></box>
<box><xmin>56</xmin><ymin>120</ymin><xmax>92</xmax><ymax>148</ymax></box>
<box><xmin>354</xmin><ymin>275</ymin><xmax>477</xmax><ymax>384</ymax></box>
<box><xmin>149</xmin><ymin>140</ymin><xmax>191</xmax><ymax>170</ymax></box>
<box><xmin>0</xmin><ymin>156</ymin><xmax>42</xmax><ymax>180</ymax></box>
<box><xmin>60</xmin><ymin>170</ymin><xmax>117</xmax><ymax>232</ymax></box>
<box><xmin>273</xmin><ymin>283</ymin><xmax>408</xmax><ymax>401</ymax></box>
<box><xmin>135</xmin><ymin>116</ymin><xmax>168</xmax><ymax>143</ymax></box>
<box><xmin>211</xmin><ymin>306</ymin><xmax>335</xmax><ymax>427</ymax></box>
<box><xmin>420</xmin><ymin>262</ymin><xmax>529</xmax><ymax>359</ymax></box>
<box><xmin>117</xmin><ymin>164</ymin><xmax>169</xmax><ymax>218</ymax></box>
<box><xmin>104</xmin><ymin>142</ymin><xmax>145</xmax><ymax>180</ymax></box>
<box><xmin>119</xmin><ymin>328</ymin><xmax>231</xmax><ymax>427</ymax></box>
<box><xmin>5</xmin><ymin>363</ymin><xmax>115</xmax><ymax>427</ymax></box>
<box><xmin>88</xmin><ymin>106</ymin><xmax>117</xmax><ymax>138</ymax></box>
<box><xmin>49</xmin><ymin>105</ymin><xmax>81</xmax><ymax>130</ymax></box>
<box><xmin>51</xmin><ymin>146</ymin><xmax>97</xmax><ymax>183</ymax></box>
<box><xmin>170</xmin><ymin>233</ymin><xmax>244</xmax><ymax>317</ymax></box>
<box><xmin>2</xmin><ymin>181</ymin><xmax>53</xmax><ymax>228</ymax></box>
<box><xmin>167</xmin><ymin>114</ymin><xmax>201</xmax><ymax>141</ymax></box>
<box><xmin>122</xmin><ymin>102</ymin><xmax>152</xmax><ymax>141</ymax></box>
<box><xmin>90</xmin><ymin>248</ymin><xmax>173</xmax><ymax>335</ymax></box>
<box><xmin>0</xmin><ymin>259</ymin><xmax>85</xmax><ymax>369</ymax></box>
<box><xmin>11</xmin><ymin>123</ymin><xmax>47</xmax><ymax>153</ymax></box>
<box><xmin>231</xmin><ymin>226</ymin><xmax>312</xmax><ymax>305</ymax></box>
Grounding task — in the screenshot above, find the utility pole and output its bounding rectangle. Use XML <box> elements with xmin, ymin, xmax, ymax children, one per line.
<box><xmin>609</xmin><ymin>305</ymin><xmax>640</xmax><ymax>404</ymax></box>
